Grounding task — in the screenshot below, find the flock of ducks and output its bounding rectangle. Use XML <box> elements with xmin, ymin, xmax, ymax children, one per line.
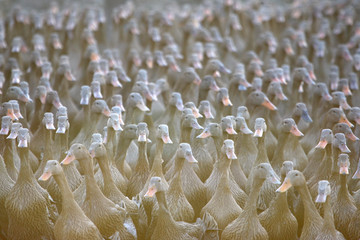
<box><xmin>1</xmin><ymin>0</ymin><xmax>360</xmax><ymax>239</ymax></box>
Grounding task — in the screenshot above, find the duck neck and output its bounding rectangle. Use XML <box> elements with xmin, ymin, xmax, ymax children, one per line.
<box><xmin>17</xmin><ymin>147</ymin><xmax>33</xmax><ymax>183</ymax></box>
<box><xmin>338</xmin><ymin>174</ymin><xmax>350</xmax><ymax>200</ymax></box>
<box><xmin>212</xmin><ymin>136</ymin><xmax>223</xmax><ymax>162</ymax></box>
<box><xmin>155</xmin><ymin>190</ymin><xmax>168</xmax><ymax>210</ymax></box>
<box><xmin>254</xmin><ymin>136</ymin><xmax>269</xmax><ymax>165</ymax></box>
<box><xmin>82</xmin><ymin>104</ymin><xmax>90</xmax><ymax>119</ymax></box>
<box><xmin>151</xmin><ymin>139</ymin><xmax>164</xmax><ymax>175</ymax></box>
<box><xmin>106</xmin><ymin>128</ymin><xmax>116</xmax><ymax>162</ymax></box>
<box><xmin>319</xmin><ymin>143</ymin><xmax>333</xmax><ymax>174</ymax></box>
<box><xmin>53</xmin><ymin>170</ymin><xmax>78</xmax><ymax>211</ymax></box>
<box><xmin>180</xmin><ymin>126</ymin><xmax>192</xmax><ymax>143</ymax></box>
<box><xmin>244</xmin><ymin>177</ymin><xmax>265</xmax><ymax>212</ymax></box>
<box><xmin>296</xmin><ymin>183</ymin><xmax>323</xmax><ymax>223</ymax></box>
<box><xmin>96</xmin><ymin>153</ymin><xmax>116</xmax><ymax>188</ymax></box>
<box><xmin>44</xmin><ymin>128</ymin><xmax>53</xmax><ymax>158</ymax></box>
<box><xmin>322</xmin><ymin>196</ymin><xmax>337</xmax><ymax>234</ymax></box>
<box><xmin>4</xmin><ymin>138</ymin><xmax>17</xmax><ymax>172</ymax></box>
<box><xmin>239</xmin><ymin>133</ymin><xmax>257</xmax><ymax>152</ymax></box>
<box><xmin>116</xmin><ymin>135</ymin><xmax>133</xmax><ymax>165</ymax></box>
<box><xmin>80</xmin><ymin>154</ymin><xmax>104</xmax><ymax>198</ymax></box>
<box><xmin>331</xmin><ymin>148</ymin><xmax>340</xmax><ymax>175</ymax></box>
<box><xmin>136</xmin><ymin>141</ymin><xmax>149</xmax><ymax>171</ymax></box>
<box><xmin>272</xmin><ymin>132</ymin><xmax>288</xmax><ymax>171</ymax></box>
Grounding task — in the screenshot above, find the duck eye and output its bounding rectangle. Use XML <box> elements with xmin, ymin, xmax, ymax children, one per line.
<box><xmin>78</xmin><ymin>146</ymin><xmax>81</xmax><ymax>149</ymax></box>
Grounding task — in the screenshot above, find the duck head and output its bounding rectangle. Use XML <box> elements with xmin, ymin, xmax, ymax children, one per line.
<box><xmin>38</xmin><ymin>160</ymin><xmax>62</xmax><ymax>181</ymax></box>
<box><xmin>293</xmin><ymin>103</ymin><xmax>312</xmax><ymax>123</ymax></box>
<box><xmin>91</xmin><ymin>99</ymin><xmax>110</xmax><ymax>117</ymax></box>
<box><xmin>276</xmin><ymin>170</ymin><xmax>306</xmax><ymax>192</ymax></box>
<box><xmin>221</xmin><ymin>116</ymin><xmax>237</xmax><ymax>135</ymax></box>
<box><xmin>157</xmin><ymin>124</ymin><xmax>172</xmax><ymax>144</ymax></box>
<box><xmin>315</xmin><ymin>180</ymin><xmax>331</xmax><ymax>203</ymax></box>
<box><xmin>0</xmin><ymin>116</ymin><xmax>11</xmax><ymax>135</ymax></box>
<box><xmin>235</xmin><ymin>117</ymin><xmax>253</xmax><ymax>135</ymax></box>
<box><xmin>315</xmin><ymin>129</ymin><xmax>333</xmax><ymax>149</ymax></box>
<box><xmin>16</xmin><ymin>127</ymin><xmax>30</xmax><ymax>148</ymax></box>
<box><xmin>254</xmin><ymin>163</ymin><xmax>280</xmax><ymax>184</ymax></box>
<box><xmin>333</xmin><ymin>133</ymin><xmax>350</xmax><ymax>153</ymax></box>
<box><xmin>221</xmin><ymin>139</ymin><xmax>237</xmax><ymax>160</ymax></box>
<box><xmin>56</xmin><ymin>116</ymin><xmax>69</xmax><ymax>134</ymax></box>
<box><xmin>253</xmin><ymin>118</ymin><xmax>267</xmax><ymax>137</ymax></box>
<box><xmin>338</xmin><ymin>153</ymin><xmax>350</xmax><ymax>175</ymax></box>
<box><xmin>199</xmin><ymin>100</ymin><xmax>214</xmax><ymax>119</ymax></box>
<box><xmin>279</xmin><ymin>118</ymin><xmax>304</xmax><ymax>137</ymax></box>
<box><xmin>61</xmin><ymin>143</ymin><xmax>89</xmax><ymax>165</ymax></box>
<box><xmin>197</xmin><ymin>123</ymin><xmax>222</xmax><ymax>139</ymax></box>
<box><xmin>145</xmin><ymin>176</ymin><xmax>168</xmax><ymax>197</ymax></box>
<box><xmin>333</xmin><ymin>123</ymin><xmax>358</xmax><ymax>141</ymax></box>
<box><xmin>136</xmin><ymin>122</ymin><xmax>150</xmax><ymax>142</ymax></box>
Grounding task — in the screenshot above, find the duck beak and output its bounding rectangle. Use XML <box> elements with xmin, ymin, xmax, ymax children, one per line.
<box><xmin>339</xmin><ymin>100</ymin><xmax>351</xmax><ymax>110</ymax></box>
<box><xmin>267</xmin><ymin>171</ymin><xmax>281</xmax><ymax>184</ymax></box>
<box><xmin>213</xmin><ymin>70</ymin><xmax>221</xmax><ymax>78</ymax></box>
<box><xmin>136</xmin><ymin>102</ymin><xmax>150</xmax><ymax>112</ymax></box>
<box><xmin>315</xmin><ymin>193</ymin><xmax>327</xmax><ymax>203</ymax></box>
<box><xmin>175</xmin><ymin>101</ymin><xmax>184</xmax><ymax>111</ymax></box>
<box><xmin>65</xmin><ymin>71</ymin><xmax>76</xmax><ymax>81</ymax></box>
<box><xmin>46</xmin><ymin>122</ymin><xmax>56</xmax><ymax>130</ymax></box>
<box><xmin>285</xmin><ymin>46</ymin><xmax>294</xmax><ymax>56</ymax></box>
<box><xmin>61</xmin><ymin>152</ymin><xmax>75</xmax><ymax>165</ymax></box>
<box><xmin>110</xmin><ymin>77</ymin><xmax>122</xmax><ymax>88</ymax></box>
<box><xmin>197</xmin><ymin>129</ymin><xmax>211</xmax><ymax>139</ymax></box>
<box><xmin>7</xmin><ymin>109</ymin><xmax>18</xmax><ymax>121</ymax></box>
<box><xmin>146</xmin><ymin>58</ymin><xmax>153</xmax><ymax>69</ymax></box>
<box><xmin>226</xmin><ymin>127</ymin><xmax>237</xmax><ymax>135</ymax></box>
<box><xmin>7</xmin><ymin>131</ymin><xmax>18</xmax><ymax>139</ymax></box>
<box><xmin>0</xmin><ymin>126</ymin><xmax>9</xmax><ymax>135</ymax></box>
<box><xmin>138</xmin><ymin>133</ymin><xmax>147</xmax><ymax>142</ymax></box>
<box><xmin>322</xmin><ymin>93</ymin><xmax>332</xmax><ymax>101</ymax></box>
<box><xmin>290</xmin><ymin>125</ymin><xmax>304</xmax><ymax>137</ymax></box>
<box><xmin>352</xmin><ymin>168</ymin><xmax>360</xmax><ymax>179</ymax></box>
<box><xmin>89</xmin><ymin>149</ymin><xmax>96</xmax><ymax>158</ymax></box>
<box><xmin>145</xmin><ymin>186</ymin><xmax>157</xmax><ymax>198</ymax></box>
<box><xmin>261</xmin><ymin>98</ymin><xmax>277</xmax><ymax>111</ymax></box>
<box><xmin>210</xmin><ymin>82</ymin><xmax>220</xmax><ymax>92</ymax></box>
<box><xmin>102</xmin><ymin>108</ymin><xmax>111</xmax><ymax>117</ymax></box>
<box><xmin>191</xmin><ymin>121</ymin><xmax>203</xmax><ymax>130</ymax></box>
<box><xmin>222</xmin><ymin>96</ymin><xmax>232</xmax><ymax>106</ymax></box>
<box><xmin>226</xmin><ymin>149</ymin><xmax>237</xmax><ymax>160</ymax></box>
<box><xmin>253</xmin><ymin>128</ymin><xmax>263</xmax><ymax>137</ymax></box>
<box><xmin>80</xmin><ymin>96</ymin><xmax>90</xmax><ymax>105</ymax></box>
<box><xmin>56</xmin><ymin>126</ymin><xmax>66</xmax><ymax>134</ymax></box>
<box><xmin>14</xmin><ymin>110</ymin><xmax>23</xmax><ymax>119</ymax></box>
<box><xmin>185</xmin><ymin>153</ymin><xmax>198</xmax><ymax>163</ymax></box>
<box><xmin>346</xmin><ymin>132</ymin><xmax>359</xmax><ymax>141</ymax></box>
<box><xmin>52</xmin><ymin>99</ymin><xmax>63</xmax><ymax>109</ymax></box>
<box><xmin>193</xmin><ymin>77</ymin><xmax>201</xmax><ymax>85</ymax></box>
<box><xmin>39</xmin><ymin>171</ymin><xmax>52</xmax><ymax>181</ymax></box>
<box><xmin>301</xmin><ymin>110</ymin><xmax>312</xmax><ymax>123</ymax></box>
<box><xmin>161</xmin><ymin>134</ymin><xmax>173</xmax><ymax>144</ymax></box>
<box><xmin>112</xmin><ymin>122</ymin><xmax>122</xmax><ymax>131</ymax></box>
<box><xmin>309</xmin><ymin>71</ymin><xmax>317</xmax><ymax>81</ymax></box>
<box><xmin>315</xmin><ymin>139</ymin><xmax>328</xmax><ymax>149</ymax></box>
<box><xmin>276</xmin><ymin>177</ymin><xmax>292</xmax><ymax>192</ymax></box>
<box><xmin>240</xmin><ymin>127</ymin><xmax>253</xmax><ymax>135</ymax></box>
<box><xmin>203</xmin><ymin>109</ymin><xmax>214</xmax><ymax>119</ymax></box>
<box><xmin>192</xmin><ymin>108</ymin><xmax>203</xmax><ymax>118</ymax></box>
<box><xmin>339</xmin><ymin>165</ymin><xmax>349</xmax><ymax>175</ymax></box>
<box><xmin>339</xmin><ymin>115</ymin><xmax>353</xmax><ymax>128</ymax></box>
<box><xmin>255</xmin><ymin>68</ymin><xmax>263</xmax><ymax>77</ymax></box>
<box><xmin>18</xmin><ymin>139</ymin><xmax>28</xmax><ymax>148</ymax></box>
<box><xmin>275</xmin><ymin>92</ymin><xmax>288</xmax><ymax>101</ymax></box>
<box><xmin>40</xmin><ymin>93</ymin><xmax>47</xmax><ymax>104</ymax></box>
<box><xmin>343</xmin><ymin>85</ymin><xmax>352</xmax><ymax>96</ymax></box>
<box><xmin>338</xmin><ymin>143</ymin><xmax>351</xmax><ymax>153</ymax></box>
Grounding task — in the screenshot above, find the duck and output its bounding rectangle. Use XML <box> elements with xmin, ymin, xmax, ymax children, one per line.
<box><xmin>164</xmin><ymin>143</ymin><xmax>197</xmax><ymax>222</ymax></box>
<box><xmin>144</xmin><ymin>176</ymin><xmax>205</xmax><ymax>240</ymax></box>
<box><xmin>0</xmin><ymin>151</ymin><xmax>15</xmax><ymax>239</ymax></box>
<box><xmin>38</xmin><ymin>160</ymin><xmax>103</xmax><ymax>240</ymax></box>
<box><xmin>276</xmin><ymin>170</ymin><xmax>323</xmax><ymax>240</ymax></box>
<box><xmin>333</xmin><ymin>153</ymin><xmax>356</xmax><ymax>239</ymax></box>
<box><xmin>61</xmin><ymin>143</ymin><xmax>135</xmax><ymax>239</ymax></box>
<box><xmin>234</xmin><ymin>116</ymin><xmax>257</xmax><ymax>177</ymax></box>
<box><xmin>198</xmin><ymin>123</ymin><xmax>247</xmax><ymax>208</ymax></box>
<box><xmin>5</xmin><ymin>128</ymin><xmax>55</xmax><ymax>240</ymax></box>
<box><xmin>221</xmin><ymin>162</ymin><xmax>280</xmax><ymax>240</ymax></box>
<box><xmin>259</xmin><ymin>161</ymin><xmax>298</xmax><ymax>240</ymax></box>
<box><xmin>315</xmin><ymin>180</ymin><xmax>345</xmax><ymax>240</ymax></box>
<box><xmin>200</xmin><ymin>139</ymin><xmax>243</xmax><ymax>231</ymax></box>
<box><xmin>2</xmin><ymin>120</ymin><xmax>20</xmax><ymax>181</ymax></box>
<box><xmin>127</xmin><ymin>122</ymin><xmax>151</xmax><ymax>198</ymax></box>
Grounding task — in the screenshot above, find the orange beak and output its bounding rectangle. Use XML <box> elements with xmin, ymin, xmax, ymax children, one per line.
<box><xmin>290</xmin><ymin>125</ymin><xmax>304</xmax><ymax>137</ymax></box>
<box><xmin>61</xmin><ymin>153</ymin><xmax>75</xmax><ymax>165</ymax></box>
<box><xmin>102</xmin><ymin>108</ymin><xmax>111</xmax><ymax>117</ymax></box>
<box><xmin>38</xmin><ymin>171</ymin><xmax>52</xmax><ymax>181</ymax></box>
<box><xmin>197</xmin><ymin>130</ymin><xmax>211</xmax><ymax>139</ymax></box>
<box><xmin>261</xmin><ymin>98</ymin><xmax>277</xmax><ymax>111</ymax></box>
<box><xmin>339</xmin><ymin>115</ymin><xmax>354</xmax><ymax>128</ymax></box>
<box><xmin>7</xmin><ymin>109</ymin><xmax>17</xmax><ymax>121</ymax></box>
<box><xmin>339</xmin><ymin>166</ymin><xmax>349</xmax><ymax>175</ymax></box>
<box><xmin>222</xmin><ymin>96</ymin><xmax>232</xmax><ymax>106</ymax></box>
<box><xmin>315</xmin><ymin>139</ymin><xmax>328</xmax><ymax>149</ymax></box>
<box><xmin>226</xmin><ymin>127</ymin><xmax>237</xmax><ymax>135</ymax></box>
<box><xmin>161</xmin><ymin>135</ymin><xmax>173</xmax><ymax>144</ymax></box>
<box><xmin>276</xmin><ymin>177</ymin><xmax>292</xmax><ymax>192</ymax></box>
<box><xmin>253</xmin><ymin>128</ymin><xmax>263</xmax><ymax>137</ymax></box>
<box><xmin>346</xmin><ymin>132</ymin><xmax>359</xmax><ymax>141</ymax></box>
<box><xmin>342</xmin><ymin>85</ymin><xmax>352</xmax><ymax>96</ymax></box>
<box><xmin>144</xmin><ymin>187</ymin><xmax>157</xmax><ymax>197</ymax></box>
